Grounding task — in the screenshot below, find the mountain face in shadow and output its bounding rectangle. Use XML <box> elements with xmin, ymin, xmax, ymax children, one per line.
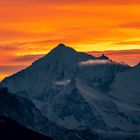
<box><xmin>0</xmin><ymin>87</ymin><xmax>89</xmax><ymax>140</ymax></box>
<box><xmin>0</xmin><ymin>44</ymin><xmax>140</xmax><ymax>140</ymax></box>
<box><xmin>0</xmin><ymin>115</ymin><xmax>52</xmax><ymax>140</ymax></box>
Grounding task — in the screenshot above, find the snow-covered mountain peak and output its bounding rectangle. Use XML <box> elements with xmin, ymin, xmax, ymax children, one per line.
<box><xmin>54</xmin><ymin>43</ymin><xmax>73</xmax><ymax>50</ymax></box>
<box><xmin>30</xmin><ymin>44</ymin><xmax>116</xmax><ymax>69</ymax></box>
<box><xmin>1</xmin><ymin>44</ymin><xmax>129</xmax><ymax>98</ymax></box>
<box><xmin>49</xmin><ymin>43</ymin><xmax>76</xmax><ymax>55</ymax></box>
<box><xmin>31</xmin><ymin>44</ymin><xmax>95</xmax><ymax>68</ymax></box>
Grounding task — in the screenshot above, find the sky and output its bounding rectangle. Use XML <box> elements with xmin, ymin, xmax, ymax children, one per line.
<box><xmin>0</xmin><ymin>0</ymin><xmax>140</xmax><ymax>80</ymax></box>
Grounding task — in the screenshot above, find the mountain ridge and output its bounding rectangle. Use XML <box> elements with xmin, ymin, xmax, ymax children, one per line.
<box><xmin>0</xmin><ymin>44</ymin><xmax>140</xmax><ymax>139</ymax></box>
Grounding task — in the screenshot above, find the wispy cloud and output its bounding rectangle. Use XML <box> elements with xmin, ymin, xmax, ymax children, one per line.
<box><xmin>0</xmin><ymin>65</ymin><xmax>26</xmax><ymax>76</ymax></box>
<box><xmin>0</xmin><ymin>65</ymin><xmax>27</xmax><ymax>81</ymax></box>
<box><xmin>1</xmin><ymin>0</ymin><xmax>140</xmax><ymax>5</ymax></box>
<box><xmin>54</xmin><ymin>79</ymin><xmax>71</xmax><ymax>86</ymax></box>
<box><xmin>79</xmin><ymin>59</ymin><xmax>113</xmax><ymax>66</ymax></box>
<box><xmin>119</xmin><ymin>22</ymin><xmax>140</xmax><ymax>29</ymax></box>
<box><xmin>12</xmin><ymin>54</ymin><xmax>44</xmax><ymax>62</ymax></box>
<box><xmin>116</xmin><ymin>40</ymin><xmax>140</xmax><ymax>45</ymax></box>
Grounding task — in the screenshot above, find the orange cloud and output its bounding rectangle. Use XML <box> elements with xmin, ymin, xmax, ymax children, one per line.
<box><xmin>116</xmin><ymin>40</ymin><xmax>140</xmax><ymax>45</ymax></box>
<box><xmin>1</xmin><ymin>0</ymin><xmax>140</xmax><ymax>5</ymax></box>
<box><xmin>0</xmin><ymin>0</ymin><xmax>140</xmax><ymax>80</ymax></box>
<box><xmin>87</xmin><ymin>49</ymin><xmax>140</xmax><ymax>66</ymax></box>
<box><xmin>119</xmin><ymin>22</ymin><xmax>140</xmax><ymax>29</ymax></box>
<box><xmin>0</xmin><ymin>65</ymin><xmax>27</xmax><ymax>81</ymax></box>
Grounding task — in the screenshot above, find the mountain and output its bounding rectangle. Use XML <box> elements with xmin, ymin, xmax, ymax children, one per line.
<box><xmin>109</xmin><ymin>63</ymin><xmax>140</xmax><ymax>105</ymax></box>
<box><xmin>0</xmin><ymin>44</ymin><xmax>140</xmax><ymax>139</ymax></box>
<box><xmin>0</xmin><ymin>88</ymin><xmax>139</xmax><ymax>140</ymax></box>
<box><xmin>1</xmin><ymin>44</ymin><xmax>128</xmax><ymax>97</ymax></box>
<box><xmin>0</xmin><ymin>115</ymin><xmax>52</xmax><ymax>140</ymax></box>
<box><xmin>0</xmin><ymin>87</ymin><xmax>92</xmax><ymax>140</ymax></box>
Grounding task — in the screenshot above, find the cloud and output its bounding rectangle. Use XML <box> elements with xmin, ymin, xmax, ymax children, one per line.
<box><xmin>54</xmin><ymin>79</ymin><xmax>71</xmax><ymax>86</ymax></box>
<box><xmin>1</xmin><ymin>0</ymin><xmax>140</xmax><ymax>5</ymax></box>
<box><xmin>0</xmin><ymin>42</ymin><xmax>28</xmax><ymax>52</ymax></box>
<box><xmin>0</xmin><ymin>65</ymin><xmax>26</xmax><ymax>74</ymax></box>
<box><xmin>0</xmin><ymin>39</ymin><xmax>64</xmax><ymax>53</ymax></box>
<box><xmin>0</xmin><ymin>30</ymin><xmax>51</xmax><ymax>41</ymax></box>
<box><xmin>79</xmin><ymin>59</ymin><xmax>113</xmax><ymax>66</ymax></box>
<box><xmin>0</xmin><ymin>65</ymin><xmax>27</xmax><ymax>81</ymax></box>
<box><xmin>119</xmin><ymin>22</ymin><xmax>140</xmax><ymax>29</ymax></box>
<box><xmin>12</xmin><ymin>54</ymin><xmax>44</xmax><ymax>62</ymax></box>
<box><xmin>87</xmin><ymin>49</ymin><xmax>140</xmax><ymax>66</ymax></box>
<box><xmin>116</xmin><ymin>41</ymin><xmax>140</xmax><ymax>45</ymax></box>
<box><xmin>105</xmin><ymin>50</ymin><xmax>140</xmax><ymax>55</ymax></box>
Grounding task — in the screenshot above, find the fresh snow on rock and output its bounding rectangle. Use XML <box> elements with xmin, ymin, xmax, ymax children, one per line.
<box><xmin>109</xmin><ymin>63</ymin><xmax>140</xmax><ymax>105</ymax></box>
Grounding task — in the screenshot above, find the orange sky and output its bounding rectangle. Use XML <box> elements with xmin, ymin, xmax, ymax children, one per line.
<box><xmin>0</xmin><ymin>0</ymin><xmax>140</xmax><ymax>81</ymax></box>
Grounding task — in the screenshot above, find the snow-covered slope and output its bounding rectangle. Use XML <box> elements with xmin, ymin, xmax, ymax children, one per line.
<box><xmin>76</xmin><ymin>78</ymin><xmax>140</xmax><ymax>131</ymax></box>
<box><xmin>41</xmin><ymin>78</ymin><xmax>105</xmax><ymax>129</ymax></box>
<box><xmin>39</xmin><ymin>76</ymin><xmax>140</xmax><ymax>132</ymax></box>
<box><xmin>1</xmin><ymin>44</ymin><xmax>140</xmax><ymax>138</ymax></box>
<box><xmin>109</xmin><ymin>63</ymin><xmax>140</xmax><ymax>105</ymax></box>
<box><xmin>0</xmin><ymin>87</ymin><xmax>90</xmax><ymax>140</ymax></box>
